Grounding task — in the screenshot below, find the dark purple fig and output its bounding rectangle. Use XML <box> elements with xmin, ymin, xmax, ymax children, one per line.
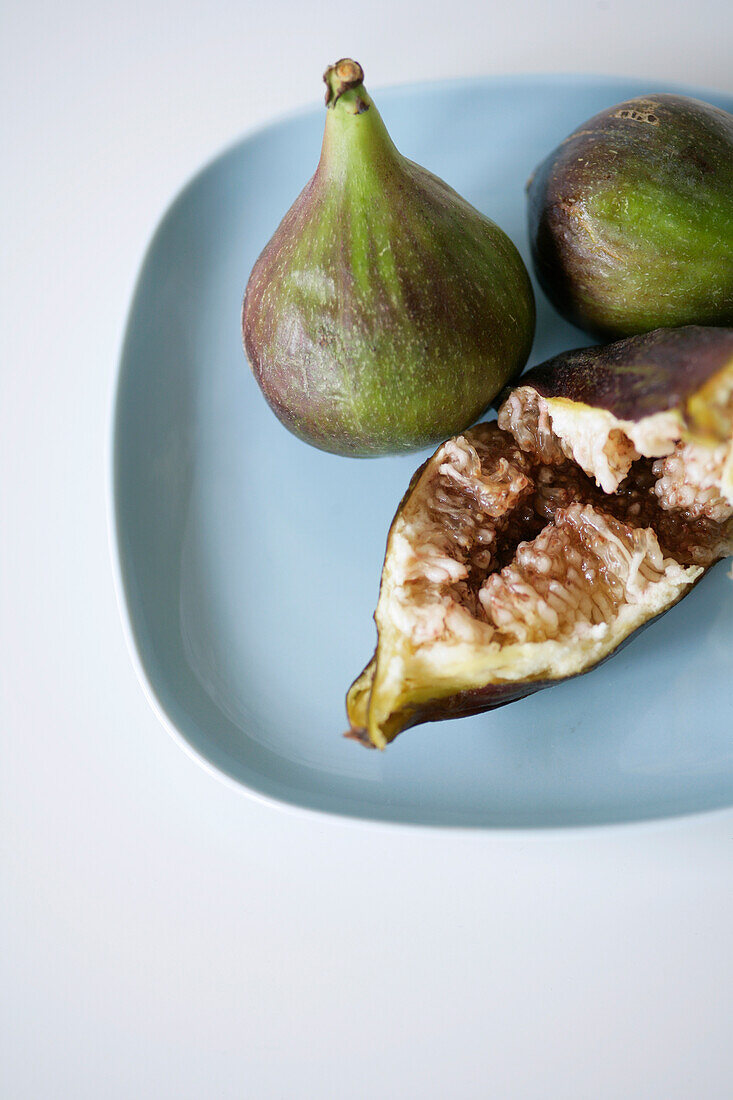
<box><xmin>346</xmin><ymin>329</ymin><xmax>733</xmax><ymax>748</ymax></box>
<box><xmin>242</xmin><ymin>59</ymin><xmax>535</xmax><ymax>457</ymax></box>
<box><xmin>527</xmin><ymin>94</ymin><xmax>733</xmax><ymax>338</ymax></box>
<box><xmin>499</xmin><ymin>327</ymin><xmax>733</xmax><ymax>503</ymax></box>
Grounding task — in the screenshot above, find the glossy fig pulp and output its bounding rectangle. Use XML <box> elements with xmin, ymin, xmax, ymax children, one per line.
<box><xmin>243</xmin><ymin>60</ymin><xmax>534</xmax><ymax>456</ymax></box>
<box><xmin>347</xmin><ymin>335</ymin><xmax>733</xmax><ymax>748</ymax></box>
<box><xmin>501</xmin><ymin>328</ymin><xmax>733</xmax><ymax>503</ymax></box>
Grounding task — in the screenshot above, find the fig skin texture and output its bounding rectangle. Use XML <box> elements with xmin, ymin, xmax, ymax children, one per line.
<box><xmin>527</xmin><ymin>94</ymin><xmax>733</xmax><ymax>338</ymax></box>
<box><xmin>243</xmin><ymin>60</ymin><xmax>535</xmax><ymax>457</ymax></box>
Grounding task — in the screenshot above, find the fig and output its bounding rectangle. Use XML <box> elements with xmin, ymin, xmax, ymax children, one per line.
<box><xmin>527</xmin><ymin>94</ymin><xmax>733</xmax><ymax>338</ymax></box>
<box><xmin>499</xmin><ymin>327</ymin><xmax>733</xmax><ymax>504</ymax></box>
<box><xmin>242</xmin><ymin>59</ymin><xmax>535</xmax><ymax>456</ymax></box>
<box><xmin>346</xmin><ymin>329</ymin><xmax>733</xmax><ymax>748</ymax></box>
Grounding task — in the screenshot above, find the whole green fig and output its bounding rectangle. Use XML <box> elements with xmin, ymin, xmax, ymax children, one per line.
<box><xmin>527</xmin><ymin>94</ymin><xmax>733</xmax><ymax>338</ymax></box>
<box><xmin>243</xmin><ymin>60</ymin><xmax>535</xmax><ymax>456</ymax></box>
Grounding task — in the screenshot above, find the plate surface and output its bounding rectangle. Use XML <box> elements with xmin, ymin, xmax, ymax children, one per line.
<box><xmin>113</xmin><ymin>75</ymin><xmax>733</xmax><ymax>827</ymax></box>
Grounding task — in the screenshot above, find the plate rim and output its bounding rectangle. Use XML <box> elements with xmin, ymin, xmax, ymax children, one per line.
<box><xmin>107</xmin><ymin>71</ymin><xmax>733</xmax><ymax>832</ymax></box>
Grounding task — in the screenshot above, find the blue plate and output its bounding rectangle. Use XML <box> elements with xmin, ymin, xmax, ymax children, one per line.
<box><xmin>112</xmin><ymin>75</ymin><xmax>733</xmax><ymax>827</ymax></box>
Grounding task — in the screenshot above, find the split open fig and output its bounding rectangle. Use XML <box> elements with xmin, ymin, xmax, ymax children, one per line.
<box><xmin>346</xmin><ymin>327</ymin><xmax>733</xmax><ymax>748</ymax></box>
<box><xmin>500</xmin><ymin>327</ymin><xmax>733</xmax><ymax>505</ymax></box>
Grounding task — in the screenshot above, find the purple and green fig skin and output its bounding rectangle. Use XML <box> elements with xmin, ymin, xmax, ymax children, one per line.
<box><xmin>242</xmin><ymin>59</ymin><xmax>535</xmax><ymax>457</ymax></box>
<box><xmin>527</xmin><ymin>94</ymin><xmax>733</xmax><ymax>339</ymax></box>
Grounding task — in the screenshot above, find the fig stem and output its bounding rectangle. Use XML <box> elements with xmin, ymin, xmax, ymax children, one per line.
<box><xmin>318</xmin><ymin>59</ymin><xmax>399</xmax><ymax>180</ymax></box>
<box><xmin>323</xmin><ymin>58</ymin><xmax>365</xmax><ymax>108</ymax></box>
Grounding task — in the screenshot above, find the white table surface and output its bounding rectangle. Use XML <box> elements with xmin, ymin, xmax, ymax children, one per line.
<box><xmin>3</xmin><ymin>2</ymin><xmax>732</xmax><ymax>1097</ymax></box>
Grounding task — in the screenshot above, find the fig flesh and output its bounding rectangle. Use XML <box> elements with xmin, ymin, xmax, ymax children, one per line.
<box><xmin>347</xmin><ymin>330</ymin><xmax>733</xmax><ymax>749</ymax></box>
<box><xmin>499</xmin><ymin>327</ymin><xmax>733</xmax><ymax>505</ymax></box>
<box><xmin>243</xmin><ymin>60</ymin><xmax>535</xmax><ymax>456</ymax></box>
<box><xmin>527</xmin><ymin>94</ymin><xmax>733</xmax><ymax>337</ymax></box>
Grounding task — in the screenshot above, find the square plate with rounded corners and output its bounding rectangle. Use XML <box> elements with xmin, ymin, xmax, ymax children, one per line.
<box><xmin>112</xmin><ymin>75</ymin><xmax>733</xmax><ymax>828</ymax></box>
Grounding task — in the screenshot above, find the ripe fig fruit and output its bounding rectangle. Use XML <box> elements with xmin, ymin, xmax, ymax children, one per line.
<box><xmin>527</xmin><ymin>94</ymin><xmax>733</xmax><ymax>338</ymax></box>
<box><xmin>347</xmin><ymin>329</ymin><xmax>733</xmax><ymax>748</ymax></box>
<box><xmin>242</xmin><ymin>59</ymin><xmax>535</xmax><ymax>456</ymax></box>
<box><xmin>500</xmin><ymin>327</ymin><xmax>733</xmax><ymax>506</ymax></box>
